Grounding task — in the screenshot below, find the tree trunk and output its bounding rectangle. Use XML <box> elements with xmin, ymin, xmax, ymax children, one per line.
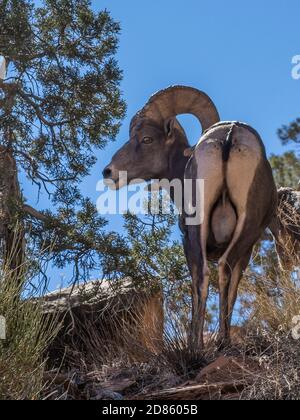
<box><xmin>0</xmin><ymin>146</ymin><xmax>25</xmax><ymax>275</ymax></box>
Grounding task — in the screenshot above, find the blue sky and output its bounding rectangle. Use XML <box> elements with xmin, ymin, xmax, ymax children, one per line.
<box><xmin>21</xmin><ymin>0</ymin><xmax>300</xmax><ymax>288</ymax></box>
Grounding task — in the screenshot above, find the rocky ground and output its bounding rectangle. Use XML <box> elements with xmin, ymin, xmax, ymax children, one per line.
<box><xmin>42</xmin><ymin>352</ymin><xmax>262</xmax><ymax>400</ymax></box>
<box><xmin>40</xmin><ymin>281</ymin><xmax>300</xmax><ymax>400</ymax></box>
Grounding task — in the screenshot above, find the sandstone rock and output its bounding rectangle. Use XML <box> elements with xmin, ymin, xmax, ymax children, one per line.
<box><xmin>41</xmin><ymin>279</ymin><xmax>164</xmax><ymax>366</ymax></box>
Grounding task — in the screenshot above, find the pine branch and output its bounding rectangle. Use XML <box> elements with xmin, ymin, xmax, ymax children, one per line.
<box><xmin>23</xmin><ymin>204</ymin><xmax>48</xmax><ymax>222</ymax></box>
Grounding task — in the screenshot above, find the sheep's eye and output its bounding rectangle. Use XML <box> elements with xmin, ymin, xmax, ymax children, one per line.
<box><xmin>142</xmin><ymin>136</ymin><xmax>153</xmax><ymax>145</ymax></box>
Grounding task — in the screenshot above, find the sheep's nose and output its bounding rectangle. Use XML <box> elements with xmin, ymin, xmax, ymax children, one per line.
<box><xmin>103</xmin><ymin>167</ymin><xmax>112</xmax><ymax>179</ymax></box>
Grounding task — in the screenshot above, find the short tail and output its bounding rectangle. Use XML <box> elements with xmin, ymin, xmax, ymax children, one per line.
<box><xmin>222</xmin><ymin>123</ymin><xmax>235</xmax><ymax>162</ymax></box>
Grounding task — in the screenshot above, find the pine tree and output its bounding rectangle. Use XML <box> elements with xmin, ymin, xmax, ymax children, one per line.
<box><xmin>0</xmin><ymin>0</ymin><xmax>126</xmax><ymax>281</ymax></box>
<box><xmin>269</xmin><ymin>152</ymin><xmax>300</xmax><ymax>188</ymax></box>
<box><xmin>278</xmin><ymin>118</ymin><xmax>300</xmax><ymax>146</ymax></box>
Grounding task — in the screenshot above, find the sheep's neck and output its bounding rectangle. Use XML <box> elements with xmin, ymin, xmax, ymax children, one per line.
<box><xmin>165</xmin><ymin>145</ymin><xmax>190</xmax><ymax>209</ymax></box>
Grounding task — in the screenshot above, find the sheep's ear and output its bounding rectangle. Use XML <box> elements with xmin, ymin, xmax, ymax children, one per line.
<box><xmin>164</xmin><ymin>118</ymin><xmax>176</xmax><ymax>141</ymax></box>
<box><xmin>183</xmin><ymin>146</ymin><xmax>195</xmax><ymax>157</ymax></box>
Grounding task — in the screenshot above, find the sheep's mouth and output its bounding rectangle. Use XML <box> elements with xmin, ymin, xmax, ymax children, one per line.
<box><xmin>104</xmin><ymin>174</ymin><xmax>151</xmax><ymax>190</ymax></box>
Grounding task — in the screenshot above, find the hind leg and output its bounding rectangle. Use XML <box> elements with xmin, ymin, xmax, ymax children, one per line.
<box><xmin>185</xmin><ymin>218</ymin><xmax>213</xmax><ymax>351</ymax></box>
<box><xmin>227</xmin><ymin>248</ymin><xmax>252</xmax><ymax>327</ymax></box>
<box><xmin>187</xmin><ymin>144</ymin><xmax>224</xmax><ymax>349</ymax></box>
<box><xmin>217</xmin><ymin>248</ymin><xmax>252</xmax><ymax>348</ymax></box>
<box><xmin>218</xmin><ymin>212</ymin><xmax>247</xmax><ymax>343</ymax></box>
<box><xmin>197</xmin><ymin>216</ymin><xmax>212</xmax><ymax>349</ymax></box>
<box><xmin>218</xmin><ymin>129</ymin><xmax>263</xmax><ymax>343</ymax></box>
<box><xmin>183</xmin><ymin>224</ymin><xmax>205</xmax><ymax>350</ymax></box>
<box><xmin>196</xmin><ymin>181</ymin><xmax>225</xmax><ymax>350</ymax></box>
<box><xmin>218</xmin><ymin>215</ymin><xmax>261</xmax><ymax>344</ymax></box>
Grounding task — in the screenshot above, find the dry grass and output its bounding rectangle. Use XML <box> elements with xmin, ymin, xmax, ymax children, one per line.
<box><xmin>276</xmin><ymin>189</ymin><xmax>300</xmax><ymax>269</ymax></box>
<box><xmin>0</xmin><ymin>260</ymin><xmax>60</xmax><ymax>400</ymax></box>
<box><xmin>160</xmin><ymin>313</ymin><xmax>217</xmax><ymax>378</ymax></box>
<box><xmin>244</xmin><ymin>274</ymin><xmax>300</xmax><ymax>334</ymax></box>
<box><xmin>245</xmin><ymin>194</ymin><xmax>300</xmax><ymax>334</ymax></box>
<box><xmin>42</xmin><ymin>256</ymin><xmax>300</xmax><ymax>399</ymax></box>
<box><xmin>240</xmin><ymin>331</ymin><xmax>300</xmax><ymax>400</ymax></box>
<box><xmin>239</xmin><ymin>259</ymin><xmax>300</xmax><ymax>399</ymax></box>
<box><xmin>42</xmin><ymin>292</ymin><xmax>219</xmax><ymax>399</ymax></box>
<box><xmin>2</xmin><ymin>199</ymin><xmax>297</xmax><ymax>399</ymax></box>
<box><xmin>40</xmin><ymin>243</ymin><xmax>300</xmax><ymax>400</ymax></box>
<box><xmin>40</xmin><ymin>264</ymin><xmax>300</xmax><ymax>400</ymax></box>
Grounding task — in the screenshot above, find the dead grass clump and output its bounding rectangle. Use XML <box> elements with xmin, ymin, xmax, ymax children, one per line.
<box><xmin>160</xmin><ymin>315</ymin><xmax>217</xmax><ymax>379</ymax></box>
<box><xmin>42</xmin><ymin>292</ymin><xmax>219</xmax><ymax>399</ymax></box>
<box><xmin>0</xmin><ymin>262</ymin><xmax>60</xmax><ymax>400</ymax></box>
<box><xmin>240</xmin><ymin>266</ymin><xmax>300</xmax><ymax>399</ymax></box>
<box><xmin>276</xmin><ymin>188</ymin><xmax>300</xmax><ymax>269</ymax></box>
<box><xmin>241</xmin><ymin>330</ymin><xmax>300</xmax><ymax>400</ymax></box>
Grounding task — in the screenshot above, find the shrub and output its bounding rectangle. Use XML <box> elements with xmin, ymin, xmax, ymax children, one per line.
<box><xmin>0</xmin><ymin>259</ymin><xmax>60</xmax><ymax>400</ymax></box>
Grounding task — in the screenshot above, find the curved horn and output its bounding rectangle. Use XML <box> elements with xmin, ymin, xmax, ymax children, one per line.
<box><xmin>131</xmin><ymin>85</ymin><xmax>220</xmax><ymax>133</ymax></box>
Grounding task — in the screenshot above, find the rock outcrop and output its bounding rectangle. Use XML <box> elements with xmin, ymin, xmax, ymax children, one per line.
<box><xmin>42</xmin><ymin>279</ymin><xmax>164</xmax><ymax>366</ymax></box>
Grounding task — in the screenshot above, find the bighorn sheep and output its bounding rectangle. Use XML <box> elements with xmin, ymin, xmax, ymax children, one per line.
<box><xmin>184</xmin><ymin>121</ymin><xmax>277</xmax><ymax>347</ymax></box>
<box><xmin>103</xmin><ymin>87</ymin><xmax>219</xmax><ymax>191</ymax></box>
<box><xmin>269</xmin><ymin>187</ymin><xmax>300</xmax><ymax>271</ymax></box>
<box><xmin>103</xmin><ymin>86</ymin><xmax>278</xmax><ymax>349</ymax></box>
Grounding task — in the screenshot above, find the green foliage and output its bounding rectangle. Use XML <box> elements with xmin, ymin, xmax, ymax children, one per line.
<box><xmin>278</xmin><ymin>118</ymin><xmax>300</xmax><ymax>145</ymax></box>
<box><xmin>0</xmin><ymin>0</ymin><xmax>126</xmax><ymax>281</ymax></box>
<box><xmin>98</xmin><ymin>194</ymin><xmax>191</xmax><ymax>320</ymax></box>
<box><xmin>121</xmin><ymin>211</ymin><xmax>190</xmax><ymax>315</ymax></box>
<box><xmin>0</xmin><ymin>259</ymin><xmax>60</xmax><ymax>400</ymax></box>
<box><xmin>270</xmin><ymin>151</ymin><xmax>300</xmax><ymax>188</ymax></box>
<box><xmin>28</xmin><ymin>194</ymin><xmax>128</xmax><ymax>282</ymax></box>
<box><xmin>0</xmin><ymin>0</ymin><xmax>125</xmax><ymax>193</ymax></box>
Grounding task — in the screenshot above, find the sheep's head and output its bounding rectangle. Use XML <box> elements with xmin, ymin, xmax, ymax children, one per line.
<box><xmin>103</xmin><ymin>86</ymin><xmax>220</xmax><ymax>189</ymax></box>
